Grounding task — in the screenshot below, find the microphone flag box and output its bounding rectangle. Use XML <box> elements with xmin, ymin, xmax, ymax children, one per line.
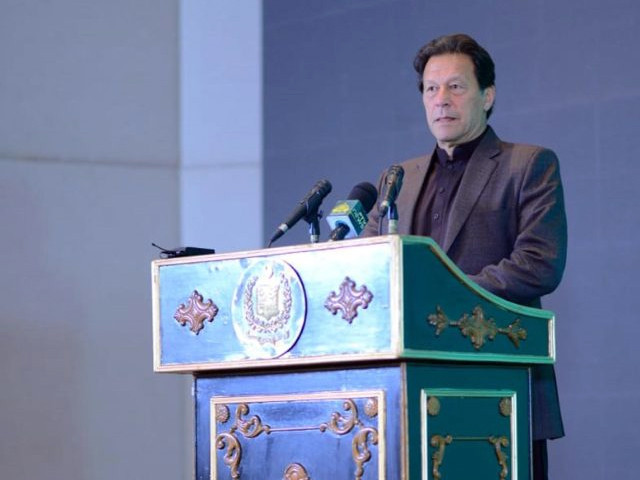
<box><xmin>326</xmin><ymin>200</ymin><xmax>368</xmax><ymax>238</ymax></box>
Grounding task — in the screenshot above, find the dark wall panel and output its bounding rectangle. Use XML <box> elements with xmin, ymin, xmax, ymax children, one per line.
<box><xmin>264</xmin><ymin>1</ymin><xmax>640</xmax><ymax>477</ymax></box>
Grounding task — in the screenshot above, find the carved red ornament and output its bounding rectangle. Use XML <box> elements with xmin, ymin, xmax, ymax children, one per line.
<box><xmin>324</xmin><ymin>277</ymin><xmax>373</xmax><ymax>324</ymax></box>
<box><xmin>174</xmin><ymin>290</ymin><xmax>219</xmax><ymax>334</ymax></box>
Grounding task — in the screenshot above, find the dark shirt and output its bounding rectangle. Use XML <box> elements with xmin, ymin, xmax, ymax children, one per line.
<box><xmin>412</xmin><ymin>129</ymin><xmax>488</xmax><ymax>246</ymax></box>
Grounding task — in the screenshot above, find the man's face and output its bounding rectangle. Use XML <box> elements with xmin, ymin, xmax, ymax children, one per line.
<box><xmin>422</xmin><ymin>53</ymin><xmax>495</xmax><ymax>155</ymax></box>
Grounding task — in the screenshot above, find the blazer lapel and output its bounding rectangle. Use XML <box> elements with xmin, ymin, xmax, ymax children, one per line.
<box><xmin>397</xmin><ymin>154</ymin><xmax>432</xmax><ymax>234</ymax></box>
<box><xmin>442</xmin><ymin>127</ymin><xmax>501</xmax><ymax>252</ymax></box>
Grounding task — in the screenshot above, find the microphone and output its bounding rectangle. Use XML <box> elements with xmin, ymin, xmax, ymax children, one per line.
<box><xmin>269</xmin><ymin>179</ymin><xmax>332</xmax><ymax>246</ymax></box>
<box><xmin>378</xmin><ymin>165</ymin><xmax>404</xmax><ymax>217</ymax></box>
<box><xmin>326</xmin><ymin>182</ymin><xmax>378</xmax><ymax>241</ymax></box>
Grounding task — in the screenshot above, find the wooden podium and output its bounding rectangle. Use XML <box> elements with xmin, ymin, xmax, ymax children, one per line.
<box><xmin>152</xmin><ymin>236</ymin><xmax>556</xmax><ymax>479</ymax></box>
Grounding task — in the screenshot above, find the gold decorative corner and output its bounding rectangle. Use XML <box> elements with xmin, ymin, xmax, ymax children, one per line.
<box><xmin>499</xmin><ymin>398</ymin><xmax>512</xmax><ymax>417</ymax></box>
<box><xmin>283</xmin><ymin>463</ymin><xmax>310</xmax><ymax>480</ymax></box>
<box><xmin>324</xmin><ymin>277</ymin><xmax>373</xmax><ymax>323</ymax></box>
<box><xmin>174</xmin><ymin>290</ymin><xmax>218</xmax><ymax>334</ymax></box>
<box><xmin>216</xmin><ymin>404</ymin><xmax>230</xmax><ymax>424</ymax></box>
<box><xmin>364</xmin><ymin>397</ymin><xmax>378</xmax><ymax>418</ymax></box>
<box><xmin>427</xmin><ymin>396</ymin><xmax>441</xmax><ymax>416</ymax></box>
<box><xmin>427</xmin><ymin>305</ymin><xmax>526</xmax><ymax>350</ymax></box>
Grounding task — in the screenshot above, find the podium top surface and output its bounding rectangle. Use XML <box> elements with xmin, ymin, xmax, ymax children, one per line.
<box><xmin>152</xmin><ymin>235</ymin><xmax>555</xmax><ymax>373</ymax></box>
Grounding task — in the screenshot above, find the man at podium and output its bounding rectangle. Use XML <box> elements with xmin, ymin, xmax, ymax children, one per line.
<box><xmin>363</xmin><ymin>33</ymin><xmax>567</xmax><ymax>480</ymax></box>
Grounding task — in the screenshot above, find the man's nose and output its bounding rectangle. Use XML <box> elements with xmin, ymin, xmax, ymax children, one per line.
<box><xmin>434</xmin><ymin>86</ymin><xmax>451</xmax><ymax>105</ymax></box>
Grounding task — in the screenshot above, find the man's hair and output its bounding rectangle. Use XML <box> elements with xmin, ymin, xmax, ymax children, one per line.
<box><xmin>413</xmin><ymin>33</ymin><xmax>496</xmax><ymax>118</ymax></box>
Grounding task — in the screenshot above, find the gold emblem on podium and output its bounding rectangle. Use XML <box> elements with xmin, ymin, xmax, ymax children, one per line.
<box><xmin>232</xmin><ymin>259</ymin><xmax>306</xmax><ymax>359</ymax></box>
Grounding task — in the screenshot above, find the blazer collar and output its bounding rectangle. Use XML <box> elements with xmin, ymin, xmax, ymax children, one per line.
<box><xmin>397</xmin><ymin>154</ymin><xmax>432</xmax><ymax>235</ymax></box>
<box><xmin>442</xmin><ymin>126</ymin><xmax>502</xmax><ymax>252</ymax></box>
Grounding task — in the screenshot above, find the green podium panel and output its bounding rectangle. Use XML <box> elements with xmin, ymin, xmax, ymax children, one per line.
<box><xmin>406</xmin><ymin>363</ymin><xmax>530</xmax><ymax>480</ymax></box>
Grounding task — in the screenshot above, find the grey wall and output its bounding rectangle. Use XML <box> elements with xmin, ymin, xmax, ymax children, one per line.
<box><xmin>0</xmin><ymin>1</ymin><xmax>186</xmax><ymax>479</ymax></box>
<box><xmin>264</xmin><ymin>1</ymin><xmax>640</xmax><ymax>478</ymax></box>
<box><xmin>0</xmin><ymin>1</ymin><xmax>263</xmax><ymax>479</ymax></box>
<box><xmin>180</xmin><ymin>0</ymin><xmax>263</xmax><ymax>255</ymax></box>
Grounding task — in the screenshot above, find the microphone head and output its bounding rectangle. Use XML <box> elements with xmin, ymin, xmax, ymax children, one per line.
<box><xmin>269</xmin><ymin>179</ymin><xmax>333</xmax><ymax>246</ymax></box>
<box><xmin>347</xmin><ymin>181</ymin><xmax>378</xmax><ymax>213</ymax></box>
<box><xmin>378</xmin><ymin>165</ymin><xmax>405</xmax><ymax>216</ymax></box>
<box><xmin>326</xmin><ymin>182</ymin><xmax>378</xmax><ymax>240</ymax></box>
<box><xmin>385</xmin><ymin>165</ymin><xmax>404</xmax><ymax>189</ymax></box>
<box><xmin>308</xmin><ymin>179</ymin><xmax>332</xmax><ymax>200</ymax></box>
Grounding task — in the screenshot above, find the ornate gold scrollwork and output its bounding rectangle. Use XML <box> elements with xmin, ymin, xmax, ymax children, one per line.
<box><xmin>216</xmin><ymin>432</ymin><xmax>241</xmax><ymax>480</ymax></box>
<box><xmin>324</xmin><ymin>277</ymin><xmax>373</xmax><ymax>323</ymax></box>
<box><xmin>215</xmin><ymin>397</ymin><xmax>379</xmax><ymax>480</ymax></box>
<box><xmin>320</xmin><ymin>399</ymin><xmax>357</xmax><ymax>434</ymax></box>
<box><xmin>489</xmin><ymin>436</ymin><xmax>510</xmax><ymax>480</ymax></box>
<box><xmin>215</xmin><ymin>404</ymin><xmax>270</xmax><ymax>480</ymax></box>
<box><xmin>427</xmin><ymin>305</ymin><xmax>527</xmax><ymax>350</ymax></box>
<box><xmin>429</xmin><ymin>434</ymin><xmax>510</xmax><ymax>480</ymax></box>
<box><xmin>174</xmin><ymin>290</ymin><xmax>219</xmax><ymax>334</ymax></box>
<box><xmin>233</xmin><ymin>403</ymin><xmax>271</xmax><ymax>438</ymax></box>
<box><xmin>430</xmin><ymin>434</ymin><xmax>452</xmax><ymax>480</ymax></box>
<box><xmin>352</xmin><ymin>427</ymin><xmax>379</xmax><ymax>480</ymax></box>
<box><xmin>283</xmin><ymin>463</ymin><xmax>310</xmax><ymax>480</ymax></box>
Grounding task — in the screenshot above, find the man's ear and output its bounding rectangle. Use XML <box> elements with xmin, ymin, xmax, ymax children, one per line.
<box><xmin>483</xmin><ymin>85</ymin><xmax>496</xmax><ymax>112</ymax></box>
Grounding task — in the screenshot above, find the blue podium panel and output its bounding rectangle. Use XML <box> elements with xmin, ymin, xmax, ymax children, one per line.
<box><xmin>195</xmin><ymin>363</ymin><xmax>531</xmax><ymax>480</ymax></box>
<box><xmin>195</xmin><ymin>366</ymin><xmax>404</xmax><ymax>480</ymax></box>
<box><xmin>154</xmin><ymin>239</ymin><xmax>397</xmax><ymax>371</ymax></box>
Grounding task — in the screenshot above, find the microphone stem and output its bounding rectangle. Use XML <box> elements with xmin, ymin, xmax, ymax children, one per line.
<box><xmin>308</xmin><ymin>219</ymin><xmax>320</xmax><ymax>243</ymax></box>
<box><xmin>388</xmin><ymin>203</ymin><xmax>399</xmax><ymax>234</ymax></box>
<box><xmin>307</xmin><ymin>210</ymin><xmax>321</xmax><ymax>243</ymax></box>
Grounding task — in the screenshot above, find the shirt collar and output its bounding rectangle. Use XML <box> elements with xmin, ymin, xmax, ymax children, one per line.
<box><xmin>435</xmin><ymin>127</ymin><xmax>488</xmax><ymax>165</ymax></box>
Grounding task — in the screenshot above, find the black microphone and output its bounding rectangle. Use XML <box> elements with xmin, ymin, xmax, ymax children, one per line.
<box><xmin>378</xmin><ymin>165</ymin><xmax>404</xmax><ymax>217</ymax></box>
<box><xmin>269</xmin><ymin>179</ymin><xmax>332</xmax><ymax>246</ymax></box>
<box><xmin>326</xmin><ymin>182</ymin><xmax>378</xmax><ymax>241</ymax></box>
